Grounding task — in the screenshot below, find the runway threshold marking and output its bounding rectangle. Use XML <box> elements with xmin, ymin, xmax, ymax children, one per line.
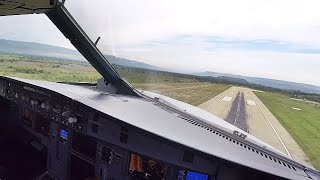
<box><xmin>204</xmin><ymin>96</ymin><xmax>223</xmax><ymax>110</ymax></box>
<box><xmin>256</xmin><ymin>100</ymin><xmax>292</xmax><ymax>157</ymax></box>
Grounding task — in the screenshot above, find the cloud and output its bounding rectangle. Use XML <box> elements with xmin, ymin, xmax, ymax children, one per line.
<box><xmin>65</xmin><ymin>0</ymin><xmax>320</xmax><ymax>47</ymax></box>
<box><xmin>0</xmin><ymin>14</ymin><xmax>72</xmax><ymax>48</ymax></box>
<box><xmin>1</xmin><ymin>0</ymin><xmax>320</xmax><ymax>85</ymax></box>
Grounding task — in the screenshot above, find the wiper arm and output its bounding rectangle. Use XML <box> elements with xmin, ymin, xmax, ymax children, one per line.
<box><xmin>46</xmin><ymin>3</ymin><xmax>138</xmax><ymax>96</ymax></box>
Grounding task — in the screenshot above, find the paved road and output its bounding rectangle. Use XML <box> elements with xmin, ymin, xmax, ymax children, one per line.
<box><xmin>225</xmin><ymin>92</ymin><xmax>248</xmax><ymax>132</ymax></box>
<box><xmin>198</xmin><ymin>86</ymin><xmax>313</xmax><ymax>167</ymax></box>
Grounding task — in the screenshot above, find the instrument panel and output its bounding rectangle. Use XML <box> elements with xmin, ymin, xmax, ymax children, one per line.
<box><xmin>0</xmin><ymin>78</ymin><xmax>87</xmax><ymax>134</ymax></box>
<box><xmin>0</xmin><ymin>77</ymin><xmax>217</xmax><ymax>180</ymax></box>
<box><xmin>0</xmin><ymin>76</ymin><xmax>298</xmax><ymax>180</ymax></box>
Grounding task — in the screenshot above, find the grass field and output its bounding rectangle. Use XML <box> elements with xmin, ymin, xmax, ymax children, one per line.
<box><xmin>0</xmin><ymin>54</ymin><xmax>230</xmax><ymax>106</ymax></box>
<box><xmin>134</xmin><ymin>83</ymin><xmax>230</xmax><ymax>106</ymax></box>
<box><xmin>255</xmin><ymin>92</ymin><xmax>320</xmax><ymax>169</ymax></box>
<box><xmin>0</xmin><ymin>55</ymin><xmax>101</xmax><ymax>82</ymax></box>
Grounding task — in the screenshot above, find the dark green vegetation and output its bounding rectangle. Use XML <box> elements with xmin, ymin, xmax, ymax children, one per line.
<box><xmin>0</xmin><ymin>54</ymin><xmax>230</xmax><ymax>106</ymax></box>
<box><xmin>255</xmin><ymin>92</ymin><xmax>320</xmax><ymax>169</ymax></box>
<box><xmin>2</xmin><ymin>39</ymin><xmax>320</xmax><ymax>94</ymax></box>
<box><xmin>288</xmin><ymin>91</ymin><xmax>320</xmax><ymax>104</ymax></box>
<box><xmin>197</xmin><ymin>71</ymin><xmax>320</xmax><ymax>94</ymax></box>
<box><xmin>0</xmin><ymin>54</ymin><xmax>100</xmax><ymax>82</ymax></box>
<box><xmin>1</xmin><ymin>53</ymin><xmax>320</xmax><ymax>169</ymax></box>
<box><xmin>134</xmin><ymin>83</ymin><xmax>230</xmax><ymax>106</ymax></box>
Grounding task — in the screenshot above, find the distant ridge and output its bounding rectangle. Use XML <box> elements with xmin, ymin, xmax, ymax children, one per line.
<box><xmin>0</xmin><ymin>39</ymin><xmax>84</xmax><ymax>61</ymax></box>
<box><xmin>196</xmin><ymin>71</ymin><xmax>320</xmax><ymax>94</ymax></box>
<box><xmin>0</xmin><ymin>39</ymin><xmax>160</xmax><ymax>70</ymax></box>
<box><xmin>1</xmin><ymin>39</ymin><xmax>320</xmax><ymax>94</ymax></box>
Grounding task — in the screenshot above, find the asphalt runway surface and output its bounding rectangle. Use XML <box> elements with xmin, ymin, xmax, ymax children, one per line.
<box><xmin>225</xmin><ymin>92</ymin><xmax>248</xmax><ymax>132</ymax></box>
<box><xmin>198</xmin><ymin>86</ymin><xmax>313</xmax><ymax>167</ymax></box>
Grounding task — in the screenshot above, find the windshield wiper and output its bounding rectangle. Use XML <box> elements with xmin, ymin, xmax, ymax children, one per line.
<box><xmin>46</xmin><ymin>2</ymin><xmax>139</xmax><ymax>96</ymax></box>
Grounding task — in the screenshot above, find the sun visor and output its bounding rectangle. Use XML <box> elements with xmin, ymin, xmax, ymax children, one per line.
<box><xmin>0</xmin><ymin>0</ymin><xmax>58</xmax><ymax>16</ymax></box>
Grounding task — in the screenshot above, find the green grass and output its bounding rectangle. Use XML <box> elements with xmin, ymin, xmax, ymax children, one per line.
<box><xmin>134</xmin><ymin>83</ymin><xmax>230</xmax><ymax>106</ymax></box>
<box><xmin>255</xmin><ymin>92</ymin><xmax>320</xmax><ymax>169</ymax></box>
<box><xmin>0</xmin><ymin>54</ymin><xmax>230</xmax><ymax>105</ymax></box>
<box><xmin>0</xmin><ymin>55</ymin><xmax>101</xmax><ymax>82</ymax></box>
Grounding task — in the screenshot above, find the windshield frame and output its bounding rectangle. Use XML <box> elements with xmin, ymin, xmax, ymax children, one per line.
<box><xmin>45</xmin><ymin>2</ymin><xmax>138</xmax><ymax>96</ymax></box>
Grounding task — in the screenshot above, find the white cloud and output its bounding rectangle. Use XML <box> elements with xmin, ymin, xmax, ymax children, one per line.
<box><xmin>1</xmin><ymin>0</ymin><xmax>320</xmax><ymax>85</ymax></box>
<box><xmin>0</xmin><ymin>14</ymin><xmax>72</xmax><ymax>48</ymax></box>
<box><xmin>115</xmin><ymin>39</ymin><xmax>320</xmax><ymax>86</ymax></box>
<box><xmin>66</xmin><ymin>0</ymin><xmax>320</xmax><ymax>47</ymax></box>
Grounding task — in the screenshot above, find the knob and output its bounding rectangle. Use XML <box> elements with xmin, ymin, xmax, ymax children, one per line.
<box><xmin>15</xmin><ymin>93</ymin><xmax>19</xmax><ymax>99</ymax></box>
<box><xmin>53</xmin><ymin>108</ymin><xmax>61</xmax><ymax>113</ymax></box>
<box><xmin>68</xmin><ymin>117</ymin><xmax>77</xmax><ymax>123</ymax></box>
<box><xmin>68</xmin><ymin>117</ymin><xmax>73</xmax><ymax>123</ymax></box>
<box><xmin>62</xmin><ymin>111</ymin><xmax>72</xmax><ymax>117</ymax></box>
<box><xmin>41</xmin><ymin>103</ymin><xmax>45</xmax><ymax>109</ymax></box>
<box><xmin>31</xmin><ymin>100</ymin><xmax>38</xmax><ymax>106</ymax></box>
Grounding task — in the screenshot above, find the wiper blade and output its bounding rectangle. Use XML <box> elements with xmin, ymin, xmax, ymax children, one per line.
<box><xmin>46</xmin><ymin>3</ymin><xmax>138</xmax><ymax>96</ymax></box>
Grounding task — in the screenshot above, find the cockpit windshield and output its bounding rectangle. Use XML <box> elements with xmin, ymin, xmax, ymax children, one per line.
<box><xmin>0</xmin><ymin>0</ymin><xmax>320</xmax><ymax>170</ymax></box>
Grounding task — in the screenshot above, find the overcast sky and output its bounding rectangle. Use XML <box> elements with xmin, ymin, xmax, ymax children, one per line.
<box><xmin>1</xmin><ymin>0</ymin><xmax>320</xmax><ymax>86</ymax></box>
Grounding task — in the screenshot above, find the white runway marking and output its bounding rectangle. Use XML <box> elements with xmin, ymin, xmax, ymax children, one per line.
<box><xmin>204</xmin><ymin>96</ymin><xmax>223</xmax><ymax>110</ymax></box>
<box><xmin>291</xmin><ymin>107</ymin><xmax>302</xmax><ymax>111</ymax></box>
<box><xmin>222</xmin><ymin>96</ymin><xmax>232</xmax><ymax>102</ymax></box>
<box><xmin>290</xmin><ymin>98</ymin><xmax>319</xmax><ymax>105</ymax></box>
<box><xmin>246</xmin><ymin>100</ymin><xmax>256</xmax><ymax>106</ymax></box>
<box><xmin>256</xmin><ymin>101</ymin><xmax>291</xmax><ymax>157</ymax></box>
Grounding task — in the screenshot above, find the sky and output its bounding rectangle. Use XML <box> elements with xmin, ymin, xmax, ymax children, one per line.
<box><xmin>1</xmin><ymin>0</ymin><xmax>320</xmax><ymax>86</ymax></box>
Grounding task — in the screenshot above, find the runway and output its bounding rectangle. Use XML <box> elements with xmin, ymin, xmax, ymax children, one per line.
<box><xmin>198</xmin><ymin>86</ymin><xmax>313</xmax><ymax>167</ymax></box>
<box><xmin>225</xmin><ymin>92</ymin><xmax>248</xmax><ymax>132</ymax></box>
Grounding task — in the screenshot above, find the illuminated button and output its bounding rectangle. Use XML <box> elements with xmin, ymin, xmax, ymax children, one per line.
<box><xmin>68</xmin><ymin>117</ymin><xmax>77</xmax><ymax>123</ymax></box>
<box><xmin>68</xmin><ymin>117</ymin><xmax>73</xmax><ymax>123</ymax></box>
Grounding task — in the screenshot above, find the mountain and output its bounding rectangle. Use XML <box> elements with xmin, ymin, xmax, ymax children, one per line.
<box><xmin>104</xmin><ymin>55</ymin><xmax>160</xmax><ymax>70</ymax></box>
<box><xmin>0</xmin><ymin>39</ymin><xmax>160</xmax><ymax>70</ymax></box>
<box><xmin>196</xmin><ymin>71</ymin><xmax>320</xmax><ymax>94</ymax></box>
<box><xmin>216</xmin><ymin>76</ymin><xmax>248</xmax><ymax>85</ymax></box>
<box><xmin>0</xmin><ymin>39</ymin><xmax>84</xmax><ymax>61</ymax></box>
<box><xmin>1</xmin><ymin>39</ymin><xmax>320</xmax><ymax>94</ymax></box>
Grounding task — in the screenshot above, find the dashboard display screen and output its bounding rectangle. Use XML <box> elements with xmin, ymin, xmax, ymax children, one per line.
<box><xmin>177</xmin><ymin>170</ymin><xmax>210</xmax><ymax>180</ymax></box>
<box><xmin>60</xmin><ymin>129</ymin><xmax>68</xmax><ymax>140</ymax></box>
<box><xmin>129</xmin><ymin>153</ymin><xmax>168</xmax><ymax>180</ymax></box>
<box><xmin>186</xmin><ymin>171</ymin><xmax>208</xmax><ymax>180</ymax></box>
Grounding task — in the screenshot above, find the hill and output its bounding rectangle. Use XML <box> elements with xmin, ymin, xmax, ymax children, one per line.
<box><xmin>196</xmin><ymin>71</ymin><xmax>320</xmax><ymax>94</ymax></box>
<box><xmin>1</xmin><ymin>39</ymin><xmax>320</xmax><ymax>94</ymax></box>
<box><xmin>0</xmin><ymin>39</ymin><xmax>160</xmax><ymax>70</ymax></box>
